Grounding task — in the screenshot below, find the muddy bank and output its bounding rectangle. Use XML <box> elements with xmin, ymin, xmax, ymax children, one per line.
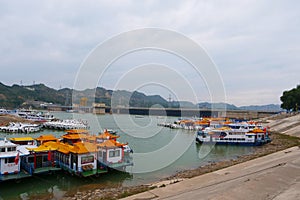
<box><xmin>0</xmin><ymin>114</ymin><xmax>37</xmax><ymax>126</ymax></box>
<box><xmin>57</xmin><ymin>132</ymin><xmax>300</xmax><ymax>200</ymax></box>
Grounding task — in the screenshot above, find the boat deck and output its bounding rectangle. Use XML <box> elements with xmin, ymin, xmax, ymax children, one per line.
<box><xmin>33</xmin><ymin>167</ymin><xmax>61</xmax><ymax>174</ymax></box>
<box><xmin>0</xmin><ymin>171</ymin><xmax>32</xmax><ymax>181</ymax></box>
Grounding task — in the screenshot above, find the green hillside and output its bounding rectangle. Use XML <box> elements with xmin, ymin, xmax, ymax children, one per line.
<box><xmin>0</xmin><ymin>82</ymin><xmax>281</xmax><ymax>111</ymax></box>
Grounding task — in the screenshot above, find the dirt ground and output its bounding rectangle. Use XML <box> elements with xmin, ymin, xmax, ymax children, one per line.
<box><xmin>0</xmin><ymin>114</ymin><xmax>37</xmax><ymax>126</ymax></box>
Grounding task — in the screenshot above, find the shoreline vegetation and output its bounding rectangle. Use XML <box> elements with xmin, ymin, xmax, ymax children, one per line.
<box><xmin>1</xmin><ymin>113</ymin><xmax>299</xmax><ymax>200</ymax></box>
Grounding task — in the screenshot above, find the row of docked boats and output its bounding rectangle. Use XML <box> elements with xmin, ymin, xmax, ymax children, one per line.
<box><xmin>0</xmin><ymin>122</ymin><xmax>41</xmax><ymax>133</ymax></box>
<box><xmin>0</xmin><ymin>129</ymin><xmax>133</xmax><ymax>181</ymax></box>
<box><xmin>158</xmin><ymin>117</ymin><xmax>224</xmax><ymax>131</ymax></box>
<box><xmin>158</xmin><ymin>117</ymin><xmax>271</xmax><ymax>146</ymax></box>
<box><xmin>42</xmin><ymin>119</ymin><xmax>89</xmax><ymax>130</ymax></box>
<box><xmin>0</xmin><ymin>109</ymin><xmax>55</xmax><ymax>122</ymax></box>
<box><xmin>0</xmin><ymin>118</ymin><xmax>89</xmax><ymax>133</ymax></box>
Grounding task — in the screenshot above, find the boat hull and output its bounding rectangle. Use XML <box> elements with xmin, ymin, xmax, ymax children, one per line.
<box><xmin>196</xmin><ymin>138</ymin><xmax>270</xmax><ymax>146</ymax></box>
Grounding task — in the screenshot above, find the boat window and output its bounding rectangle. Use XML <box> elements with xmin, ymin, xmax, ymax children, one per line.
<box><xmin>0</xmin><ymin>148</ymin><xmax>5</xmax><ymax>152</ymax></box>
<box><xmin>109</xmin><ymin>150</ymin><xmax>120</xmax><ymax>158</ymax></box>
<box><xmin>28</xmin><ymin>156</ymin><xmax>34</xmax><ymax>163</ymax></box>
<box><xmin>43</xmin><ymin>155</ymin><xmax>48</xmax><ymax>162</ymax></box>
<box><xmin>7</xmin><ymin>147</ymin><xmax>16</xmax><ymax>152</ymax></box>
<box><xmin>81</xmin><ymin>155</ymin><xmax>94</xmax><ymax>164</ymax></box>
<box><xmin>5</xmin><ymin>157</ymin><xmax>15</xmax><ymax>164</ymax></box>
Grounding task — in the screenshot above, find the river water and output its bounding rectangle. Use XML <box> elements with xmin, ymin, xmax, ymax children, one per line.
<box><xmin>0</xmin><ymin>112</ymin><xmax>254</xmax><ymax>199</ymax></box>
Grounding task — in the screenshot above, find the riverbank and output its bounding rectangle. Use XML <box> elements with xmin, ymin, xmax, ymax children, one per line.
<box><xmin>56</xmin><ymin>131</ymin><xmax>299</xmax><ymax>200</ymax></box>
<box><xmin>122</xmin><ymin>146</ymin><xmax>300</xmax><ymax>200</ymax></box>
<box><xmin>0</xmin><ymin>114</ymin><xmax>34</xmax><ymax>126</ymax></box>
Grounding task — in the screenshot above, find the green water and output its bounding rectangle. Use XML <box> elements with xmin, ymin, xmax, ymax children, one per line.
<box><xmin>0</xmin><ymin>112</ymin><xmax>254</xmax><ymax>199</ymax></box>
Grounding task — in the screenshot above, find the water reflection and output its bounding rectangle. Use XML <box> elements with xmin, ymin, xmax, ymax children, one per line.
<box><xmin>0</xmin><ymin>170</ymin><xmax>132</xmax><ymax>199</ymax></box>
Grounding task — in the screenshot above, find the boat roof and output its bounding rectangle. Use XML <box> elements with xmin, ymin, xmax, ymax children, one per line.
<box><xmin>18</xmin><ymin>145</ymin><xmax>37</xmax><ymax>155</ymax></box>
<box><xmin>97</xmin><ymin>131</ymin><xmax>119</xmax><ymax>139</ymax></box>
<box><xmin>10</xmin><ymin>137</ymin><xmax>34</xmax><ymax>142</ymax></box>
<box><xmin>62</xmin><ymin>133</ymin><xmax>89</xmax><ymax>140</ymax></box>
<box><xmin>35</xmin><ymin>134</ymin><xmax>58</xmax><ymax>141</ymax></box>
<box><xmin>29</xmin><ymin>141</ymin><xmax>98</xmax><ymax>154</ymax></box>
<box><xmin>0</xmin><ymin>139</ymin><xmax>17</xmax><ymax>147</ymax></box>
<box><xmin>97</xmin><ymin>140</ymin><xmax>126</xmax><ymax>148</ymax></box>
<box><xmin>65</xmin><ymin>129</ymin><xmax>89</xmax><ymax>134</ymax></box>
<box><xmin>248</xmin><ymin>128</ymin><xmax>265</xmax><ymax>133</ymax></box>
<box><xmin>215</xmin><ymin>126</ymin><xmax>231</xmax><ymax>131</ymax></box>
<box><xmin>70</xmin><ymin>142</ymin><xmax>97</xmax><ymax>154</ymax></box>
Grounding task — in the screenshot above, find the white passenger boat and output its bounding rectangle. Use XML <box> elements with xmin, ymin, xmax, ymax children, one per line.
<box><xmin>196</xmin><ymin>126</ymin><xmax>271</xmax><ymax>146</ymax></box>
<box><xmin>13</xmin><ymin>109</ymin><xmax>55</xmax><ymax>121</ymax></box>
<box><xmin>0</xmin><ymin>139</ymin><xmax>20</xmax><ymax>181</ymax></box>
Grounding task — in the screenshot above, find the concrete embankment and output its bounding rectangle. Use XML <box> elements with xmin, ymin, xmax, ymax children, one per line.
<box><xmin>267</xmin><ymin>113</ymin><xmax>300</xmax><ymax>137</ymax></box>
<box><xmin>122</xmin><ymin>146</ymin><xmax>300</xmax><ymax>200</ymax></box>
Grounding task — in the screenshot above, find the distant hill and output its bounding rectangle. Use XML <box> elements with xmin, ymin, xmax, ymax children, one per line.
<box><xmin>0</xmin><ymin>82</ymin><xmax>281</xmax><ymax>111</ymax></box>
<box><xmin>197</xmin><ymin>102</ymin><xmax>281</xmax><ymax>112</ymax></box>
<box><xmin>198</xmin><ymin>102</ymin><xmax>239</xmax><ymax>110</ymax></box>
<box><xmin>0</xmin><ymin>82</ymin><xmax>168</xmax><ymax>109</ymax></box>
<box><xmin>0</xmin><ymin>83</ymin><xmax>65</xmax><ymax>108</ymax></box>
<box><xmin>239</xmin><ymin>104</ymin><xmax>282</xmax><ymax>112</ymax></box>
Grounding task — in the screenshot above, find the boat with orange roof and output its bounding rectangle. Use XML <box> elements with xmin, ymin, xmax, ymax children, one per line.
<box><xmin>196</xmin><ymin>126</ymin><xmax>271</xmax><ymax>146</ymax></box>
<box><xmin>24</xmin><ymin>129</ymin><xmax>133</xmax><ymax>177</ymax></box>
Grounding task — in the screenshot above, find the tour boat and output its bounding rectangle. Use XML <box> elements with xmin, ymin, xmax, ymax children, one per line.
<box><xmin>13</xmin><ymin>109</ymin><xmax>55</xmax><ymax>122</ymax></box>
<box><xmin>196</xmin><ymin>126</ymin><xmax>271</xmax><ymax>146</ymax></box>
<box><xmin>0</xmin><ymin>139</ymin><xmax>20</xmax><ymax>181</ymax></box>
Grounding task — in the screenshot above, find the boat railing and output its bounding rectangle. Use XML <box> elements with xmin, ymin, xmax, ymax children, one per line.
<box><xmin>41</xmin><ymin>161</ymin><xmax>53</xmax><ymax>168</ymax></box>
<box><xmin>21</xmin><ymin>161</ymin><xmax>34</xmax><ymax>175</ymax></box>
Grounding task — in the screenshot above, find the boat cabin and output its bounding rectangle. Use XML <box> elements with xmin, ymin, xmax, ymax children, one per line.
<box><xmin>0</xmin><ymin>139</ymin><xmax>20</xmax><ymax>177</ymax></box>
<box><xmin>97</xmin><ymin>140</ymin><xmax>133</xmax><ymax>170</ymax></box>
<box><xmin>54</xmin><ymin>141</ymin><xmax>100</xmax><ymax>177</ymax></box>
<box><xmin>24</xmin><ymin>143</ymin><xmax>59</xmax><ymax>175</ymax></box>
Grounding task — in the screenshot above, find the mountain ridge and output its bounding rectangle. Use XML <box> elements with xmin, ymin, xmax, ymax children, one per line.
<box><xmin>0</xmin><ymin>82</ymin><xmax>281</xmax><ymax>111</ymax></box>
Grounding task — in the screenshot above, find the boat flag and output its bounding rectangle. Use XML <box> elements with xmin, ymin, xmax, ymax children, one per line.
<box><xmin>14</xmin><ymin>152</ymin><xmax>20</xmax><ymax>165</ymax></box>
<box><xmin>48</xmin><ymin>151</ymin><xmax>52</xmax><ymax>161</ymax></box>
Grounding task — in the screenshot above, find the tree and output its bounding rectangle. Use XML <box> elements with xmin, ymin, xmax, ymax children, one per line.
<box><xmin>280</xmin><ymin>85</ymin><xmax>300</xmax><ymax>111</ymax></box>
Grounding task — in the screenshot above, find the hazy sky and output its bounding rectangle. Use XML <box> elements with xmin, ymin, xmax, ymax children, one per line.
<box><xmin>0</xmin><ymin>0</ymin><xmax>299</xmax><ymax>106</ymax></box>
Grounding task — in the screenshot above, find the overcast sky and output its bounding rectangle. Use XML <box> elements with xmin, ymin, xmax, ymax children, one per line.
<box><xmin>0</xmin><ymin>0</ymin><xmax>299</xmax><ymax>106</ymax></box>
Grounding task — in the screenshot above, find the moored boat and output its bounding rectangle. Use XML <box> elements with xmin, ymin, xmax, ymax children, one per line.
<box><xmin>196</xmin><ymin>126</ymin><xmax>271</xmax><ymax>146</ymax></box>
